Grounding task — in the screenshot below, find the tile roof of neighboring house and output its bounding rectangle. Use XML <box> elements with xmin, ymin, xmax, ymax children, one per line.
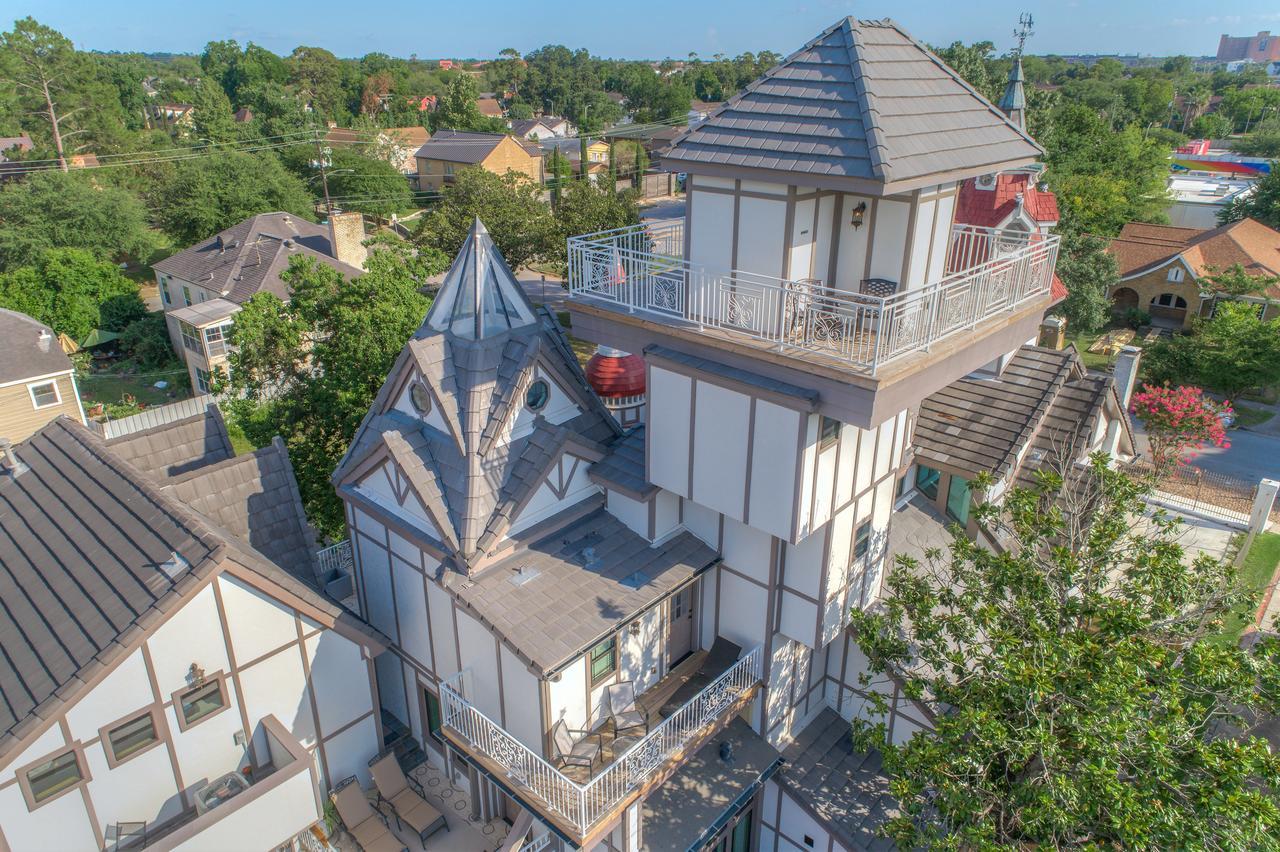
<box><xmin>414</xmin><ymin>129</ymin><xmax>529</xmax><ymax>164</ymax></box>
<box><xmin>663</xmin><ymin>17</ymin><xmax>1041</xmax><ymax>193</ymax></box>
<box><xmin>510</xmin><ymin>118</ymin><xmax>551</xmax><ymax>137</ymax></box>
<box><xmin>0</xmin><ymin>415</ymin><xmax>381</xmax><ymax>762</ymax></box>
<box><xmin>444</xmin><ymin>507</ymin><xmax>717</xmax><ymax>673</ymax></box>
<box><xmin>0</xmin><ymin>309</ymin><xmax>72</xmax><ymax>386</ymax></box>
<box><xmin>0</xmin><ymin>134</ymin><xmax>33</xmax><ymax>157</ymax></box>
<box><xmin>152</xmin><ymin>212</ymin><xmax>362</xmax><ymax>304</ymax></box>
<box><xmin>913</xmin><ymin>345</ymin><xmax>1088</xmax><ymax>479</ymax></box>
<box><xmin>384</xmin><ymin>126</ymin><xmax>430</xmax><ymax>147</ymax></box>
<box><xmin>104</xmin><ymin>406</ymin><xmax>234</xmax><ymax>478</ymax></box>
<box><xmin>476</xmin><ymin>97</ymin><xmax>503</xmax><ymax>117</ymax></box>
<box><xmin>1109</xmin><ymin>218</ymin><xmax>1280</xmax><ymax>294</ymax></box>
<box><xmin>954</xmin><ymin>171</ymin><xmax>1060</xmax><ymax>228</ymax></box>
<box><xmin>233</xmin><ymin>107</ymin><xmax>254</xmax><ymax>122</ymax></box>
<box><xmin>776</xmin><ymin>708</ymin><xmax>898</xmax><ymax>851</ymax></box>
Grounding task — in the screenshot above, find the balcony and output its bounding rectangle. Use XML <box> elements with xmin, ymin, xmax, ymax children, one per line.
<box><xmin>439</xmin><ymin>645</ymin><xmax>763</xmax><ymax>846</ymax></box>
<box><xmin>567</xmin><ymin>220</ymin><xmax>1059</xmax><ymax>377</ymax></box>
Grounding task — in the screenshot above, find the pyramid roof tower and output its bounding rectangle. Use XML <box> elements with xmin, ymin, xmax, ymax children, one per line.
<box><xmin>662</xmin><ymin>17</ymin><xmax>1042</xmax><ymax>194</ymax></box>
<box><xmin>999</xmin><ymin>56</ymin><xmax>1028</xmax><ymax>131</ymax></box>
<box><xmin>423</xmin><ymin>217</ymin><xmax>539</xmax><ymax>340</ymax></box>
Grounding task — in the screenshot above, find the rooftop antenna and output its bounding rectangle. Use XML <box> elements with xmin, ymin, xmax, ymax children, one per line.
<box><xmin>1000</xmin><ymin>13</ymin><xmax>1034</xmax><ymax>131</ymax></box>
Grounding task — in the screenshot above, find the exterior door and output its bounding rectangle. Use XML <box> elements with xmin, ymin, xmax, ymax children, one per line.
<box><xmin>667</xmin><ymin>586</ymin><xmax>695</xmax><ymax>666</ymax></box>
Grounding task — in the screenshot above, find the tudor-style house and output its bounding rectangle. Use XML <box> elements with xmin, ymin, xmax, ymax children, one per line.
<box><xmin>0</xmin><ymin>404</ymin><xmax>386</xmax><ymax>851</ymax></box>
<box><xmin>328</xmin><ymin>18</ymin><xmax>1138</xmax><ymax>852</ymax></box>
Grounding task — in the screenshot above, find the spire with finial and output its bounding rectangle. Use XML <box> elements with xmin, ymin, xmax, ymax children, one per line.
<box><xmin>422</xmin><ymin>217</ymin><xmax>538</xmax><ymax>340</ymax></box>
<box><xmin>999</xmin><ymin>12</ymin><xmax>1034</xmax><ymax>132</ymax></box>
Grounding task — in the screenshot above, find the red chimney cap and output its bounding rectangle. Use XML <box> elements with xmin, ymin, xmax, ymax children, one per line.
<box><xmin>586</xmin><ymin>347</ymin><xmax>645</xmax><ymax>398</ymax></box>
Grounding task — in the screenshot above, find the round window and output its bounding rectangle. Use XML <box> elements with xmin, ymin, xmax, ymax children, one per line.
<box><xmin>409</xmin><ymin>383</ymin><xmax>433</xmax><ymax>416</ymax></box>
<box><xmin>525</xmin><ymin>379</ymin><xmax>550</xmax><ymax>412</ymax></box>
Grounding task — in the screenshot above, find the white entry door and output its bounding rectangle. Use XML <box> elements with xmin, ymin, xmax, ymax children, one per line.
<box><xmin>667</xmin><ymin>585</ymin><xmax>695</xmax><ymax>666</ymax></box>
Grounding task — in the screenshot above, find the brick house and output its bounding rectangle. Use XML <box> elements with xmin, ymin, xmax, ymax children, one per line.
<box><xmin>1107</xmin><ymin>218</ymin><xmax>1280</xmax><ymax>329</ymax></box>
<box><xmin>413</xmin><ymin>130</ymin><xmax>543</xmax><ymax>191</ymax></box>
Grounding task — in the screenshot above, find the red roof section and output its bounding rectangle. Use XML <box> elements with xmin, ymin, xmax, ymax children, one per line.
<box><xmin>955</xmin><ymin>172</ymin><xmax>1059</xmax><ymax>229</ymax></box>
<box><xmin>1050</xmin><ymin>273</ymin><xmax>1067</xmax><ymax>303</ymax></box>
<box><xmin>586</xmin><ymin>350</ymin><xmax>646</xmax><ymax>398</ymax></box>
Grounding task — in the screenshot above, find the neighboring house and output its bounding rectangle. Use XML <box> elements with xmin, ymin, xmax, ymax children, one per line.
<box><xmin>232</xmin><ymin>107</ymin><xmax>254</xmax><ymax>123</ymax></box>
<box><xmin>542</xmin><ymin>137</ymin><xmax>611</xmax><ymax>181</ymax></box>
<box><xmin>1217</xmin><ymin>31</ymin><xmax>1280</xmax><ymax>63</ymax></box>
<box><xmin>0</xmin><ymin>408</ymin><xmax>385</xmax><ymax>852</ymax></box>
<box><xmin>324</xmin><ymin>125</ymin><xmax>430</xmax><ymax>176</ymax></box>
<box><xmin>437</xmin><ymin>59</ymin><xmax>453</xmax><ymax>70</ymax></box>
<box><xmin>687</xmin><ymin>100</ymin><xmax>724</xmax><ymax>126</ymax></box>
<box><xmin>510</xmin><ymin>117</ymin><xmax>574</xmax><ymax>141</ymax></box>
<box><xmin>413</xmin><ymin>129</ymin><xmax>543</xmax><ymax>191</ymax></box>
<box><xmin>1166</xmin><ymin>173</ymin><xmax>1257</xmax><ymax>228</ymax></box>
<box><xmin>150</xmin><ymin>103</ymin><xmax>195</xmax><ymax>133</ymax></box>
<box><xmin>0</xmin><ymin>309</ymin><xmax>86</xmax><ymax>443</ymax></box>
<box><xmin>154</xmin><ymin>212</ymin><xmax>366</xmax><ymax>392</ymax></box>
<box><xmin>407</xmin><ymin>94</ymin><xmax>438</xmax><ymax>113</ymax></box>
<box><xmin>0</xmin><ymin>134</ymin><xmax>33</xmax><ymax>161</ymax></box>
<box><xmin>476</xmin><ymin>96</ymin><xmax>504</xmax><ymax>118</ymax></box>
<box><xmin>1107</xmin><ymin>217</ymin><xmax>1280</xmax><ymax>328</ymax></box>
<box><xmin>336</xmin><ymin>17</ymin><xmax>1081</xmax><ymax>852</ymax></box>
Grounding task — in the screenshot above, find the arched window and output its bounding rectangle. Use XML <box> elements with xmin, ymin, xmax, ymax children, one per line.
<box><xmin>1150</xmin><ymin>293</ymin><xmax>1188</xmax><ymax>309</ymax></box>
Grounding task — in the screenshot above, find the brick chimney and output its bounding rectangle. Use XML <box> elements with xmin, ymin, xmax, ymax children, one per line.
<box><xmin>328</xmin><ymin>211</ymin><xmax>367</xmax><ymax>270</ymax></box>
<box><xmin>1037</xmin><ymin>315</ymin><xmax>1066</xmax><ymax>350</ymax></box>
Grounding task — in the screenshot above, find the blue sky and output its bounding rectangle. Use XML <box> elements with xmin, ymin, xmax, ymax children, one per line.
<box><xmin>15</xmin><ymin>0</ymin><xmax>1280</xmax><ymax>59</ymax></box>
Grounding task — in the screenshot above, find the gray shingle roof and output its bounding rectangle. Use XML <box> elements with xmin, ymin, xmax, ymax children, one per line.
<box><xmin>662</xmin><ymin>17</ymin><xmax>1041</xmax><ymax>192</ymax></box>
<box><xmin>589</xmin><ymin>427</ymin><xmax>654</xmax><ymax>501</ymax></box>
<box><xmin>445</xmin><ymin>507</ymin><xmax>716</xmax><ymax>673</ymax></box>
<box><xmin>413</xmin><ymin>130</ymin><xmax>518</xmax><ymax>164</ymax></box>
<box><xmin>105</xmin><ymin>407</ymin><xmax>234</xmax><ymax>478</ymax></box>
<box><xmin>152</xmin><ymin>212</ymin><xmax>362</xmax><ymax>304</ymax></box>
<box><xmin>0</xmin><ymin>309</ymin><xmax>72</xmax><ymax>386</ymax></box>
<box><xmin>777</xmin><ymin>708</ymin><xmax>898</xmax><ymax>851</ymax></box>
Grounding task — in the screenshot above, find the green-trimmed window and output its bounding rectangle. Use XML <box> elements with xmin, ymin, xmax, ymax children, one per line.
<box><xmin>27</xmin><ymin>751</ymin><xmax>83</xmax><ymax>804</ymax></box>
<box><xmin>589</xmin><ymin>636</ymin><xmax>617</xmax><ymax>685</ymax></box>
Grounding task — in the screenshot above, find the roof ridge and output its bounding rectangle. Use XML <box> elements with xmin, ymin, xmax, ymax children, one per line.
<box><xmin>842</xmin><ymin>18</ymin><xmax>891</xmax><ymax>181</ymax></box>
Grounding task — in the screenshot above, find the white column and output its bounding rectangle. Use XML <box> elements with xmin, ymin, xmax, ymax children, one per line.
<box><xmin>1249</xmin><ymin>478</ymin><xmax>1279</xmax><ymax>535</ymax></box>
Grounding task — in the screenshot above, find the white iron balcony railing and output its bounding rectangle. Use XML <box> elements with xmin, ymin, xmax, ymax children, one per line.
<box><xmin>567</xmin><ymin>220</ymin><xmax>1060</xmax><ymax>375</ymax></box>
<box><xmin>439</xmin><ymin>645</ymin><xmax>763</xmax><ymax>838</ymax></box>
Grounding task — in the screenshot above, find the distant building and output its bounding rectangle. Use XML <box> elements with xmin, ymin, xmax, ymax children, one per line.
<box><xmin>1166</xmin><ymin>173</ymin><xmax>1256</xmax><ymax>228</ymax></box>
<box><xmin>1217</xmin><ymin>31</ymin><xmax>1280</xmax><ymax>64</ymax></box>
<box><xmin>0</xmin><ymin>309</ymin><xmax>85</xmax><ymax>442</ymax></box>
<box><xmin>438</xmin><ymin>59</ymin><xmax>454</xmax><ymax>70</ymax></box>
<box><xmin>0</xmin><ymin>134</ymin><xmax>33</xmax><ymax>160</ymax></box>
<box><xmin>233</xmin><ymin>106</ymin><xmax>254</xmax><ymax>123</ymax></box>
<box><xmin>510</xmin><ymin>116</ymin><xmax>574</xmax><ymax>141</ymax></box>
<box><xmin>475</xmin><ymin>97</ymin><xmax>504</xmax><ymax>118</ymax></box>
<box><xmin>324</xmin><ymin>125</ymin><xmax>430</xmax><ymax>176</ymax></box>
<box><xmin>413</xmin><ymin>130</ymin><xmax>542</xmax><ymax>191</ymax></box>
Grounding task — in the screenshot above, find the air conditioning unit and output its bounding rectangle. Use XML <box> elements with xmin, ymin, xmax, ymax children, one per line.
<box><xmin>975</xmin><ymin>173</ymin><xmax>997</xmax><ymax>191</ymax></box>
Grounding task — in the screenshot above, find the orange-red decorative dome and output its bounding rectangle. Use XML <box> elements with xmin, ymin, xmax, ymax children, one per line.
<box><xmin>585</xmin><ymin>347</ymin><xmax>645</xmax><ymax>399</ymax></box>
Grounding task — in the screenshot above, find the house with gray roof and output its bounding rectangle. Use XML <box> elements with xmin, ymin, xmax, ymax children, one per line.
<box><xmin>413</xmin><ymin>129</ymin><xmax>543</xmax><ymax>191</ymax></box>
<box><xmin>0</xmin><ymin>411</ymin><xmax>386</xmax><ymax>851</ymax></box>
<box><xmin>155</xmin><ymin>210</ymin><xmax>367</xmax><ymax>394</ymax></box>
<box><xmin>0</xmin><ymin>309</ymin><xmax>85</xmax><ymax>443</ymax></box>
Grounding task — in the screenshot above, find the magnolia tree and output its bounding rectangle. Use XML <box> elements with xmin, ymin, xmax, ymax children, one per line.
<box><xmin>1130</xmin><ymin>383</ymin><xmax>1230</xmax><ymax>472</ymax></box>
<box><xmin>848</xmin><ymin>459</ymin><xmax>1280</xmax><ymax>849</ymax></box>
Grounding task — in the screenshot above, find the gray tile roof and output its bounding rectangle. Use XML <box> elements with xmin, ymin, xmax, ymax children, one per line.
<box><xmin>0</xmin><ymin>309</ymin><xmax>72</xmax><ymax>386</ymax></box>
<box><xmin>105</xmin><ymin>407</ymin><xmax>234</xmax><ymax>478</ymax></box>
<box><xmin>413</xmin><ymin>130</ymin><xmax>518</xmax><ymax>164</ymax></box>
<box><xmin>152</xmin><ymin>212</ymin><xmax>362</xmax><ymax>305</ymax></box>
<box><xmin>0</xmin><ymin>417</ymin><xmax>384</xmax><ymax>763</ymax></box>
<box><xmin>641</xmin><ymin>717</ymin><xmax>782</xmax><ymax>852</ymax></box>
<box><xmin>445</xmin><ymin>508</ymin><xmax>716</xmax><ymax>673</ymax></box>
<box><xmin>662</xmin><ymin>17</ymin><xmax>1041</xmax><ymax>192</ymax></box>
<box><xmin>589</xmin><ymin>427</ymin><xmax>655</xmax><ymax>500</ymax></box>
<box><xmin>1014</xmin><ymin>372</ymin><xmax>1123</xmax><ymax>490</ymax></box>
<box><xmin>0</xmin><ymin>418</ymin><xmax>225</xmax><ymax>758</ymax></box>
<box><xmin>913</xmin><ymin>346</ymin><xmax>1079</xmax><ymax>479</ymax></box>
<box><xmin>777</xmin><ymin>708</ymin><xmax>898</xmax><ymax>851</ymax></box>
<box><xmin>164</xmin><ymin>438</ymin><xmax>318</xmax><ymax>581</ymax></box>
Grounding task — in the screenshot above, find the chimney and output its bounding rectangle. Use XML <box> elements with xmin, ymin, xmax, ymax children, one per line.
<box><xmin>1038</xmin><ymin>315</ymin><xmax>1066</xmax><ymax>350</ymax></box>
<box><xmin>328</xmin><ymin>211</ymin><xmax>368</xmax><ymax>270</ymax></box>
<box><xmin>37</xmin><ymin>328</ymin><xmax>51</xmax><ymax>352</ymax></box>
<box><xmin>1113</xmin><ymin>345</ymin><xmax>1142</xmax><ymax>410</ymax></box>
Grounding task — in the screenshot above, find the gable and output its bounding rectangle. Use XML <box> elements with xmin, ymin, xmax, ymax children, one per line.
<box><xmin>505</xmin><ymin>451</ymin><xmax>600</xmax><ymax>539</ymax></box>
<box><xmin>355</xmin><ymin>456</ymin><xmax>446</xmax><ymax>544</ymax></box>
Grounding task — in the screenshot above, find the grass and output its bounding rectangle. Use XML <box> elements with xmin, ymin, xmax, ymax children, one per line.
<box><xmin>224</xmin><ymin>419</ymin><xmax>258</xmax><ymax>456</ymax></box>
<box><xmin>1209</xmin><ymin>531</ymin><xmax>1280</xmax><ymax>647</ymax></box>
<box><xmin>1065</xmin><ymin>320</ymin><xmax>1137</xmax><ymax>372</ymax></box>
<box><xmin>1231</xmin><ymin>404</ymin><xmax>1274</xmax><ymax>430</ymax></box>
<box><xmin>78</xmin><ymin>359</ymin><xmax>192</xmax><ymax>416</ymax></box>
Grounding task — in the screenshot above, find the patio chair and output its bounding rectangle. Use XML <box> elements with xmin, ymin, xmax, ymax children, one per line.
<box><xmin>605</xmin><ymin>681</ymin><xmax>648</xmax><ymax>738</ymax></box>
<box><xmin>368</xmin><ymin>751</ymin><xmax>448</xmax><ymax>844</ymax></box>
<box><xmin>551</xmin><ymin>719</ymin><xmax>602</xmax><ymax>775</ymax></box>
<box><xmin>330</xmin><ymin>776</ymin><xmax>407</xmax><ymax>852</ymax></box>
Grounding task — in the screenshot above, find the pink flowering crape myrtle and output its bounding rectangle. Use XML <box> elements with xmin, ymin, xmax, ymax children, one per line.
<box><xmin>1130</xmin><ymin>383</ymin><xmax>1231</xmax><ymax>472</ymax></box>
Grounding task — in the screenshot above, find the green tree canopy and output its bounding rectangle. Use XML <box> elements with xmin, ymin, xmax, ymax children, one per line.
<box><xmin>1053</xmin><ymin>231</ymin><xmax>1117</xmax><ymax>334</ymax></box>
<box><xmin>0</xmin><ymin>170</ymin><xmax>156</xmax><ymax>271</ymax></box>
<box><xmin>152</xmin><ymin>149</ymin><xmax>314</xmax><ymax>245</ymax></box>
<box><xmin>324</xmin><ymin>146</ymin><xmax>413</xmax><ymax>222</ymax></box>
<box><xmin>429</xmin><ymin>74</ymin><xmax>506</xmax><ymax>133</ymax></box>
<box><xmin>849</xmin><ymin>460</ymin><xmax>1280</xmax><ymax>849</ymax></box>
<box><xmin>0</xmin><ymin>248</ymin><xmax>145</xmax><ymax>341</ymax></box>
<box><xmin>545</xmin><ymin>181</ymin><xmax>639</xmax><ymax>273</ymax></box>
<box><xmin>1144</xmin><ymin>300</ymin><xmax>1280</xmax><ymax>398</ymax></box>
<box><xmin>1220</xmin><ymin>167</ymin><xmax>1280</xmax><ymax>229</ymax></box>
<box><xmin>414</xmin><ymin>167</ymin><xmax>554</xmax><ymax>270</ymax></box>
<box><xmin>220</xmin><ymin>240</ymin><xmax>436</xmax><ymax>534</ymax></box>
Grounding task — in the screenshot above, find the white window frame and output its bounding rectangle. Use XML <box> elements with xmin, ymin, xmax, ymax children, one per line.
<box><xmin>1167</xmin><ymin>266</ymin><xmax>1184</xmax><ymax>283</ymax></box>
<box><xmin>27</xmin><ymin>379</ymin><xmax>61</xmax><ymax>409</ymax></box>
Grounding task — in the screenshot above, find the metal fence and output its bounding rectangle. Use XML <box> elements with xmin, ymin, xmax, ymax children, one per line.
<box><xmin>95</xmin><ymin>395</ymin><xmax>216</xmax><ymax>440</ymax></box>
<box><xmin>1128</xmin><ymin>460</ymin><xmax>1255</xmax><ymax>528</ymax></box>
<box><xmin>567</xmin><ymin>220</ymin><xmax>1059</xmax><ymax>375</ymax></box>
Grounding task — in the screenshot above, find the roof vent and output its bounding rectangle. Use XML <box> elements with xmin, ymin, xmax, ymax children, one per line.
<box><xmin>215</xmin><ymin>235</ymin><xmax>225</xmax><ymax>252</ymax></box>
<box><xmin>282</xmin><ymin>214</ymin><xmax>292</xmax><ymax>225</ymax></box>
<box><xmin>37</xmin><ymin>328</ymin><xmax>51</xmax><ymax>352</ymax></box>
<box><xmin>159</xmin><ymin>551</ymin><xmax>190</xmax><ymax>581</ymax></box>
<box><xmin>0</xmin><ymin>439</ymin><xmax>28</xmax><ymax>477</ymax></box>
<box><xmin>283</xmin><ymin>238</ymin><xmax>294</xmax><ymax>248</ymax></box>
<box><xmin>621</xmin><ymin>569</ymin><xmax>649</xmax><ymax>589</ymax></box>
<box><xmin>509</xmin><ymin>565</ymin><xmax>541</xmax><ymax>587</ymax></box>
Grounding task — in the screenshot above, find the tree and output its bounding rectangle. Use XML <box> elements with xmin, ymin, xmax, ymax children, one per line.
<box><xmin>153</xmin><ymin>150</ymin><xmax>314</xmax><ymax>245</ymax></box>
<box><xmin>1130</xmin><ymin>383</ymin><xmax>1231</xmax><ymax>471</ymax></box>
<box><xmin>430</xmin><ymin>74</ymin><xmax>505</xmax><ymax>132</ymax></box>
<box><xmin>221</xmin><ymin>241</ymin><xmax>435</xmax><ymax>535</ymax></box>
<box><xmin>0</xmin><ymin>248</ymin><xmax>144</xmax><ymax>341</ymax></box>
<box><xmin>0</xmin><ymin>18</ymin><xmax>78</xmax><ymax>170</ymax></box>
<box><xmin>545</xmin><ymin>181</ymin><xmax>639</xmax><ymax>272</ymax></box>
<box><xmin>324</xmin><ymin>147</ymin><xmax>412</xmax><ymax>223</ymax></box>
<box><xmin>0</xmin><ymin>169</ymin><xmax>155</xmax><ymax>271</ymax></box>
<box><xmin>415</xmin><ymin>167</ymin><xmax>554</xmax><ymax>270</ymax></box>
<box><xmin>1220</xmin><ymin>168</ymin><xmax>1280</xmax><ymax>229</ymax></box>
<box><xmin>1144</xmin><ymin>301</ymin><xmax>1280</xmax><ymax>398</ymax></box>
<box><xmin>190</xmin><ymin>77</ymin><xmax>237</xmax><ymax>143</ymax></box>
<box><xmin>1053</xmin><ymin>232</ymin><xmax>1117</xmax><ymax>334</ymax></box>
<box><xmin>848</xmin><ymin>459</ymin><xmax>1280</xmax><ymax>850</ymax></box>
<box><xmin>287</xmin><ymin>46</ymin><xmax>345</xmax><ymax>121</ymax></box>
<box><xmin>1190</xmin><ymin>112</ymin><xmax>1233</xmax><ymax>140</ymax></box>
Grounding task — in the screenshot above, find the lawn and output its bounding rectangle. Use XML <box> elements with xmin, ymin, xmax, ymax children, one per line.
<box><xmin>79</xmin><ymin>362</ymin><xmax>192</xmax><ymax>416</ymax></box>
<box><xmin>1065</xmin><ymin>321</ymin><xmax>1134</xmax><ymax>372</ymax></box>
<box><xmin>1208</xmin><ymin>531</ymin><xmax>1280</xmax><ymax>647</ymax></box>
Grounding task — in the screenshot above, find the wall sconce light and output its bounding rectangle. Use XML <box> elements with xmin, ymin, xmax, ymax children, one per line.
<box><xmin>850</xmin><ymin>201</ymin><xmax>868</xmax><ymax>230</ymax></box>
<box><xmin>188</xmin><ymin>662</ymin><xmax>206</xmax><ymax>686</ymax></box>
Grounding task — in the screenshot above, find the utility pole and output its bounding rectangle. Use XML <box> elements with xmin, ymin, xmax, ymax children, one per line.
<box><xmin>313</xmin><ymin>134</ymin><xmax>334</xmax><ymax>219</ymax></box>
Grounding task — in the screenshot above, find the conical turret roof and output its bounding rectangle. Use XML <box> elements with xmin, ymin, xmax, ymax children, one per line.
<box><xmin>424</xmin><ymin>217</ymin><xmax>538</xmax><ymax>340</ymax></box>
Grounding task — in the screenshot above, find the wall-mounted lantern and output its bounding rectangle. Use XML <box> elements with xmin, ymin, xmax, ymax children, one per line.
<box><xmin>188</xmin><ymin>662</ymin><xmax>206</xmax><ymax>686</ymax></box>
<box><xmin>850</xmin><ymin>201</ymin><xmax>868</xmax><ymax>230</ymax></box>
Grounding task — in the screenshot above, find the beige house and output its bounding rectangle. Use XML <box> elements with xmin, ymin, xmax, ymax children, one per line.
<box><xmin>1107</xmin><ymin>218</ymin><xmax>1280</xmax><ymax>329</ymax></box>
<box><xmin>413</xmin><ymin>130</ymin><xmax>543</xmax><ymax>191</ymax></box>
<box><xmin>0</xmin><ymin>309</ymin><xmax>85</xmax><ymax>442</ymax></box>
<box><xmin>154</xmin><ymin>212</ymin><xmax>366</xmax><ymax>392</ymax></box>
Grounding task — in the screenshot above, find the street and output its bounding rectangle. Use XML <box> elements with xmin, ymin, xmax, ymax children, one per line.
<box><xmin>1132</xmin><ymin>418</ymin><xmax>1280</xmax><ymax>483</ymax></box>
